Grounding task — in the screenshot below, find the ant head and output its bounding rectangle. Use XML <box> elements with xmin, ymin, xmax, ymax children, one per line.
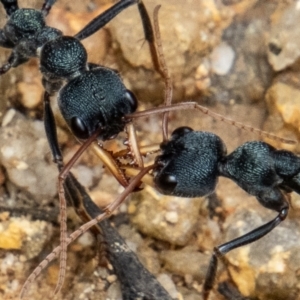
<box><xmin>40</xmin><ymin>36</ymin><xmax>88</xmax><ymax>81</ymax></box>
<box><xmin>154</xmin><ymin>130</ymin><xmax>226</xmax><ymax>197</ymax></box>
<box><xmin>4</xmin><ymin>9</ymin><xmax>45</xmax><ymax>44</ymax></box>
<box><xmin>58</xmin><ymin>67</ymin><xmax>138</xmax><ymax>141</ymax></box>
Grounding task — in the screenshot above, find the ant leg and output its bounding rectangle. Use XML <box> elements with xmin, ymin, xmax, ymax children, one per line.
<box><xmin>0</xmin><ymin>30</ymin><xmax>14</xmax><ymax>49</ymax></box>
<box><xmin>44</xmin><ymin>92</ymin><xmax>63</xmax><ymax>169</ymax></box>
<box><xmin>202</xmin><ymin>206</ymin><xmax>288</xmax><ymax>300</ymax></box>
<box><xmin>41</xmin><ymin>0</ymin><xmax>57</xmax><ymax>16</ymax></box>
<box><xmin>63</xmin><ymin>173</ymin><xmax>172</xmax><ymax>299</ymax></box>
<box><xmin>75</xmin><ymin>0</ymin><xmax>164</xmax><ymax>79</ymax></box>
<box><xmin>0</xmin><ymin>0</ymin><xmax>19</xmax><ymax>16</ymax></box>
<box><xmin>126</xmin><ymin>102</ymin><xmax>296</xmax><ymax>145</ymax></box>
<box><xmin>74</xmin><ymin>0</ymin><xmax>137</xmax><ymax>40</ymax></box>
<box><xmin>20</xmin><ymin>165</ymin><xmax>153</xmax><ymax>299</ymax></box>
<box><xmin>136</xmin><ymin>0</ymin><xmax>162</xmax><ymax>77</ymax></box>
<box><xmin>0</xmin><ymin>38</ymin><xmax>40</xmax><ymax>75</ymax></box>
<box><xmin>43</xmin><ymin>91</ymin><xmax>71</xmax><ymax>295</ymax></box>
<box><xmin>45</xmin><ymin>91</ymin><xmax>102</xmax><ymax>295</ymax></box>
<box><xmin>0</xmin><ymin>61</ymin><xmax>12</xmax><ymax>75</ymax></box>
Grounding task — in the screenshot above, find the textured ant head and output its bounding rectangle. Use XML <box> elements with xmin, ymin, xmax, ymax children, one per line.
<box><xmin>154</xmin><ymin>127</ymin><xmax>227</xmax><ymax>197</ymax></box>
<box><xmin>40</xmin><ymin>36</ymin><xmax>88</xmax><ymax>81</ymax></box>
<box><xmin>4</xmin><ymin>9</ymin><xmax>45</xmax><ymax>44</ymax></box>
<box><xmin>58</xmin><ymin>67</ymin><xmax>138</xmax><ymax>140</ymax></box>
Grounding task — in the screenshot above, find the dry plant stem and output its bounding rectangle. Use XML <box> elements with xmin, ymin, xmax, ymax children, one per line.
<box><xmin>152</xmin><ymin>5</ymin><xmax>173</xmax><ymax>142</ymax></box>
<box><xmin>54</xmin><ymin>129</ymin><xmax>101</xmax><ymax>296</ymax></box>
<box><xmin>20</xmin><ymin>165</ymin><xmax>153</xmax><ymax>300</ymax></box>
<box><xmin>127</xmin><ymin>102</ymin><xmax>296</xmax><ymax>145</ymax></box>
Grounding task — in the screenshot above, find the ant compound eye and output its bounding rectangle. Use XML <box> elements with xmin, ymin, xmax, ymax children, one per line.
<box><xmin>70</xmin><ymin>117</ymin><xmax>89</xmax><ymax>139</ymax></box>
<box><xmin>160</xmin><ymin>140</ymin><xmax>169</xmax><ymax>150</ymax></box>
<box><xmin>157</xmin><ymin>174</ymin><xmax>177</xmax><ymax>194</ymax></box>
<box><xmin>171</xmin><ymin>127</ymin><xmax>193</xmax><ymax>139</ymax></box>
<box><xmin>125</xmin><ymin>90</ymin><xmax>138</xmax><ymax>112</ymax></box>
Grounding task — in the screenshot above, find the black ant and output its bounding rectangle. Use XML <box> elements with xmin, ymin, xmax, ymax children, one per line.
<box><xmin>152</xmin><ymin>126</ymin><xmax>298</xmax><ymax>299</ymax></box>
<box><xmin>52</xmin><ymin>102</ymin><xmax>172</xmax><ymax>300</ymax></box>
<box><xmin>40</xmin><ymin>118</ymin><xmax>300</xmax><ymax>300</ymax></box>
<box><xmin>0</xmin><ymin>0</ymin><xmax>161</xmax><ymax>294</ymax></box>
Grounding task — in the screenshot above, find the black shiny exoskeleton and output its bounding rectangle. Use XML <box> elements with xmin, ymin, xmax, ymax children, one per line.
<box><xmin>41</xmin><ymin>37</ymin><xmax>138</xmax><ymax>141</ymax></box>
<box><xmin>154</xmin><ymin>127</ymin><xmax>227</xmax><ymax>197</ymax></box>
<box><xmin>154</xmin><ymin>126</ymin><xmax>300</xmax><ymax>299</ymax></box>
<box><xmin>0</xmin><ymin>0</ymin><xmax>145</xmax><ymax>142</ymax></box>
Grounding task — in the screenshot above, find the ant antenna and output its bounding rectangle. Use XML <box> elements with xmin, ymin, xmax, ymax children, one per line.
<box><xmin>20</xmin><ymin>165</ymin><xmax>153</xmax><ymax>299</ymax></box>
<box><xmin>41</xmin><ymin>0</ymin><xmax>56</xmax><ymax>16</ymax></box>
<box><xmin>127</xmin><ymin>102</ymin><xmax>296</xmax><ymax>145</ymax></box>
<box><xmin>152</xmin><ymin>5</ymin><xmax>173</xmax><ymax>141</ymax></box>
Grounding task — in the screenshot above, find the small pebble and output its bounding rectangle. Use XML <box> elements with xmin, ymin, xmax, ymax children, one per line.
<box><xmin>165</xmin><ymin>211</ymin><xmax>179</xmax><ymax>224</ymax></box>
<box><xmin>107</xmin><ymin>274</ymin><xmax>117</xmax><ymax>283</ymax></box>
<box><xmin>210</xmin><ymin>42</ymin><xmax>235</xmax><ymax>75</ymax></box>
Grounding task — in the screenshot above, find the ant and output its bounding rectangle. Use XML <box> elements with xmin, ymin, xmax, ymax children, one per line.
<box><xmin>0</xmin><ymin>0</ymin><xmax>163</xmax><ymax>294</ymax></box>
<box><xmin>52</xmin><ymin>107</ymin><xmax>172</xmax><ymax>299</ymax></box>
<box><xmin>39</xmin><ymin>112</ymin><xmax>300</xmax><ymax>300</ymax></box>
<box><xmin>0</xmin><ymin>0</ymin><xmax>171</xmax><ymax>297</ymax></box>
<box><xmin>19</xmin><ymin>5</ymin><xmax>300</xmax><ymax>300</ymax></box>
<box><xmin>151</xmin><ymin>126</ymin><xmax>299</xmax><ymax>299</ymax></box>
